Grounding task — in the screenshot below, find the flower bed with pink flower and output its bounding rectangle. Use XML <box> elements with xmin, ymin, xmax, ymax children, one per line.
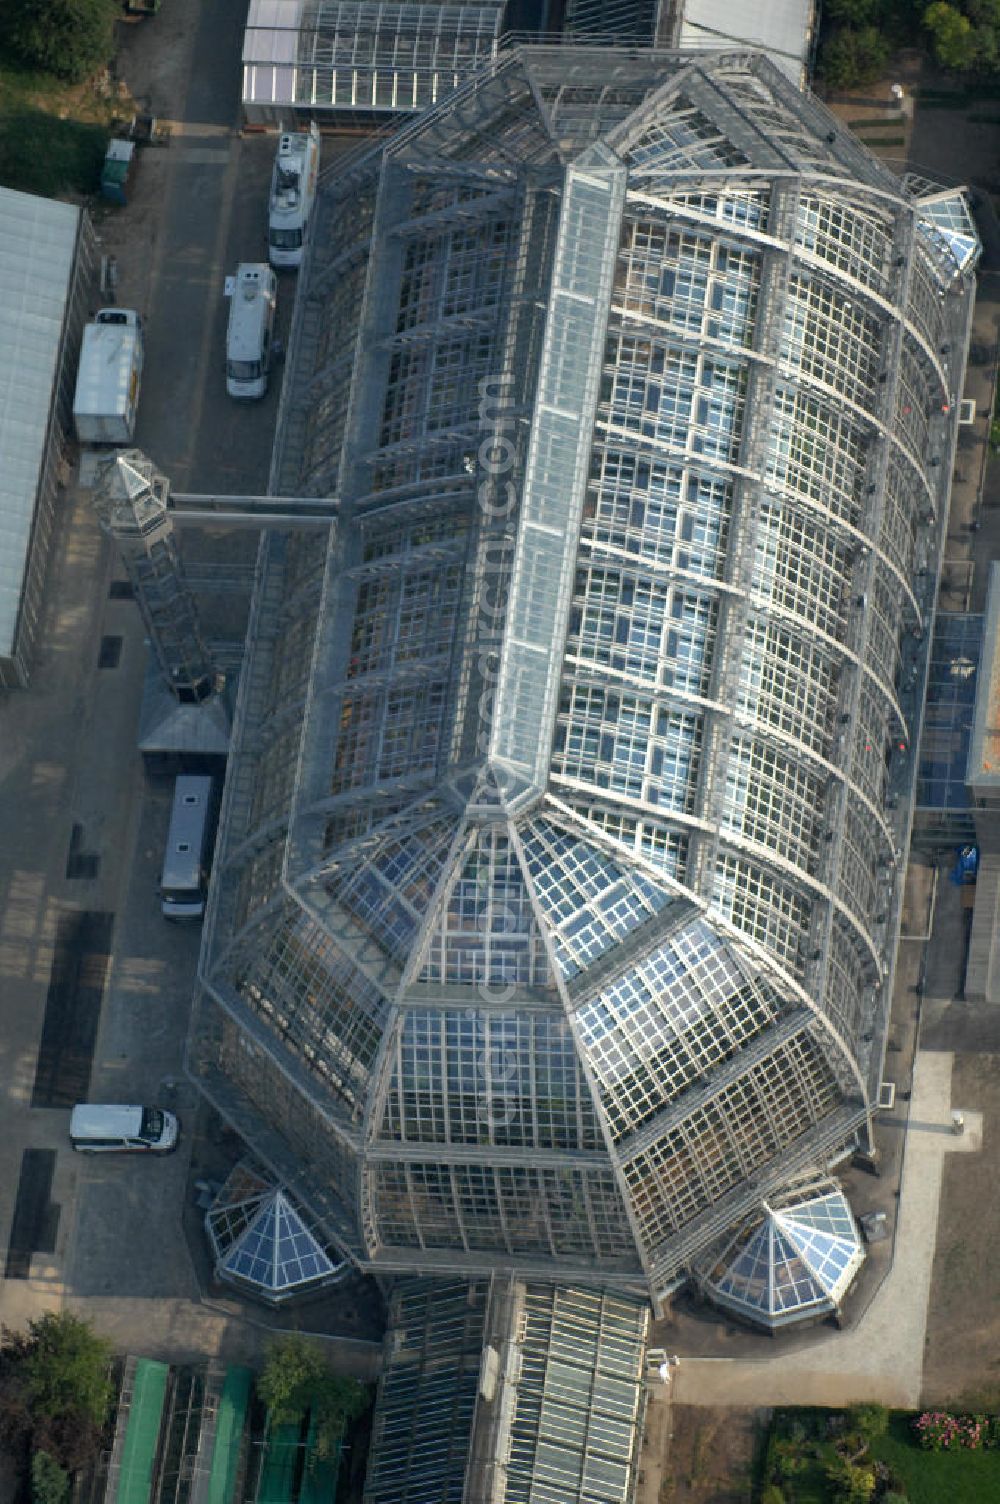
<box><xmin>913</xmin><ymin>1410</ymin><xmax>991</xmax><ymax>1451</ymax></box>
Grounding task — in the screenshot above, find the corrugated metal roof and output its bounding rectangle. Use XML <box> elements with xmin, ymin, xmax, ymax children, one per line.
<box><xmin>677</xmin><ymin>0</ymin><xmax>814</xmax><ymax>88</ymax></box>
<box><xmin>0</xmin><ymin>187</ymin><xmax>78</xmax><ymax>658</ymax></box>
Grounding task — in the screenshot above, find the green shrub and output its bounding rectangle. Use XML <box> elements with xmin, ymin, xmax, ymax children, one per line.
<box><xmin>847</xmin><ymin>1403</ymin><xmax>890</xmax><ymax>1441</ymax></box>
<box><xmin>826</xmin><ymin>1455</ymin><xmax>877</xmax><ymax>1502</ymax></box>
<box><xmin>259</xmin><ymin>1334</ymin><xmax>368</xmax><ymax>1460</ymax></box>
<box><xmin>924</xmin><ymin>1</ymin><xmax>978</xmax><ymax>71</ymax></box>
<box><xmin>820</xmin><ymin>27</ymin><xmax>891</xmax><ymax>89</ymax></box>
<box><xmin>827</xmin><ymin>0</ymin><xmax>880</xmax><ymax>21</ymax></box>
<box><xmin>30</xmin><ymin>1453</ymin><xmax>68</xmax><ymax>1504</ymax></box>
<box><xmin>0</xmin><ymin>0</ymin><xmax>118</xmax><ymax>84</ymax></box>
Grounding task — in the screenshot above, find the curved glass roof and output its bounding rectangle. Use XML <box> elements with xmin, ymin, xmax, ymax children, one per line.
<box><xmin>195</xmin><ymin>46</ymin><xmax>980</xmax><ymax>1309</ymax></box>
<box><xmin>699</xmin><ymin>1179</ymin><xmax>864</xmax><ymax>1328</ymax></box>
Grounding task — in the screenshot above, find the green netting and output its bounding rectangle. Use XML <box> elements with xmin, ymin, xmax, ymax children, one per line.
<box><xmin>298</xmin><ymin>1410</ymin><xmax>340</xmax><ymax>1504</ymax></box>
<box><xmin>208</xmin><ymin>1366</ymin><xmax>254</xmax><ymax>1504</ymax></box>
<box><xmin>257</xmin><ymin>1416</ymin><xmax>303</xmax><ymax>1504</ymax></box>
<box><xmin>116</xmin><ymin>1359</ymin><xmax>169</xmax><ymax>1504</ymax></box>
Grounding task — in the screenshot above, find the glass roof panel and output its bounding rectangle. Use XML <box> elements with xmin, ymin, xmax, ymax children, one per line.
<box><xmin>217</xmin><ymin>1189</ymin><xmax>337</xmax><ymax>1294</ymax></box>
<box><xmin>206</xmin><ymin>1190</ymin><xmax>270</xmax><ymax>1259</ymax></box>
<box><xmin>914</xmin><ymin>191</ymin><xmax>981</xmax><ymax>282</ymax></box>
<box><xmin>327</xmin><ymin>814</ymin><xmax>455</xmax><ymax>963</ymax></box>
<box><xmin>233</xmin><ymin>901</ymin><xmax>390</xmax><ymax>1114</ymax></box>
<box><xmin>418</xmin><ymin>825</ymin><xmax>554</xmax><ymax>990</ymax></box>
<box><xmin>0</xmin><ymin>188</ymin><xmax>79</xmax><ymax>659</ymax></box>
<box><xmin>490</xmin><ymin>163</ymin><xmax>626</xmax><ymax>799</ymax></box>
<box><xmin>379</xmin><ymin>1006</ymin><xmax>605</xmax><ymax>1151</ymax></box>
<box><xmin>243</xmin><ymin>0</ymin><xmax>504</xmax><ymax>114</ymax></box>
<box><xmin>575</xmin><ymin>917</ymin><xmax>783</xmax><ymax>1138</ymax></box>
<box><xmin>920</xmin><ymin>189</ymin><xmax>978</xmax><ymax>238</ymax></box>
<box><xmin>521</xmin><ymin>816</ymin><xmax>672</xmax><ymax>979</ymax></box>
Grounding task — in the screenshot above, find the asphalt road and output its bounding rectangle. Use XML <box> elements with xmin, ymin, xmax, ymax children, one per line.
<box><xmin>115</xmin><ymin>0</ymin><xmax>289</xmax><ymax>497</ymax></box>
<box><xmin>0</xmin><ymin>0</ymin><xmax>291</xmax><ymax>1318</ymax></box>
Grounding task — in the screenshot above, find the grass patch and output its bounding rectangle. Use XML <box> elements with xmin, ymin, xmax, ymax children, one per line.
<box><xmin>0</xmin><ymin>55</ymin><xmax>121</xmax><ymax>197</ymax></box>
<box><xmin>0</xmin><ymin>106</ymin><xmax>107</xmax><ymax>195</ymax></box>
<box><xmin>871</xmin><ymin>1412</ymin><xmax>1000</xmax><ymax>1503</ymax></box>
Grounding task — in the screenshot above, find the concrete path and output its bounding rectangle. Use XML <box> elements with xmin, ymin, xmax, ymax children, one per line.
<box><xmin>670</xmin><ymin>1051</ymin><xmax>981</xmax><ymax>1408</ymax></box>
<box><xmin>63</xmin><ymin>1297</ymin><xmax>381</xmax><ymax>1378</ymax></box>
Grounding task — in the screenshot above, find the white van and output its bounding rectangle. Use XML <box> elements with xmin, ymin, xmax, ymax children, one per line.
<box><xmin>268</xmin><ymin>122</ymin><xmax>320</xmax><ymax>269</ymax></box>
<box><xmin>70</xmin><ymin>1104</ymin><xmax>179</xmax><ymax>1153</ymax></box>
<box><xmin>160</xmin><ymin>775</ymin><xmax>217</xmax><ymax>920</ymax></box>
<box><xmin>225</xmin><ymin>264</ymin><xmax>277</xmax><ymax>399</ymax></box>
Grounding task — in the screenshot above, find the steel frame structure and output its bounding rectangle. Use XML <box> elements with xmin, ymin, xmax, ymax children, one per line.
<box><xmin>189</xmin><ymin>47</ymin><xmax>979</xmax><ymax>1312</ymax></box>
<box><xmin>242</xmin><ymin>0</ymin><xmax>505</xmax><ymax>118</ymax></box>
<box><xmin>363</xmin><ymin>1276</ymin><xmax>649</xmax><ymax>1504</ymax></box>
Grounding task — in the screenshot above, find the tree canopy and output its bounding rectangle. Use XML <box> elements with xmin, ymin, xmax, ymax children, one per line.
<box><xmin>827</xmin><ymin>0</ymin><xmax>880</xmax><ymax>25</ymax></box>
<box><xmin>818</xmin><ymin>0</ymin><xmax>1000</xmax><ymax>87</ymax></box>
<box><xmin>31</xmin><ymin>1452</ymin><xmax>70</xmax><ymax>1504</ymax></box>
<box><xmin>0</xmin><ymin>1314</ymin><xmax>113</xmax><ymax>1472</ymax></box>
<box><xmin>0</xmin><ymin>0</ymin><xmax>118</xmax><ymax>83</ymax></box>
<box><xmin>924</xmin><ymin>1</ymin><xmax>979</xmax><ymax>68</ymax></box>
<box><xmin>819</xmin><ymin>26</ymin><xmax>891</xmax><ymax>89</ymax></box>
<box><xmin>258</xmin><ymin>1335</ymin><xmax>368</xmax><ymax>1460</ymax></box>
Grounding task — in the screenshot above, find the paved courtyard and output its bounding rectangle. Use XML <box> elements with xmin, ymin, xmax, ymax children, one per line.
<box><xmin>667</xmin><ymin>1051</ymin><xmax>982</xmax><ymax>1409</ymax></box>
<box><xmin>0</xmin><ymin>0</ymin><xmax>380</xmax><ymax>1378</ymax></box>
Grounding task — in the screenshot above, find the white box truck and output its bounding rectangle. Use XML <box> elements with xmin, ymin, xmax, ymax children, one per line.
<box><xmin>72</xmin><ymin>308</ymin><xmax>144</xmax><ymax>445</ymax></box>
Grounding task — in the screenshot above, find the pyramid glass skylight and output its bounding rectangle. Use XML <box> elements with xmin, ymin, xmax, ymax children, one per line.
<box><xmin>206</xmin><ymin>1166</ymin><xmax>343</xmax><ymax>1304</ymax></box>
<box><xmin>699</xmin><ymin>1180</ymin><xmax>865</xmax><ymax>1328</ymax></box>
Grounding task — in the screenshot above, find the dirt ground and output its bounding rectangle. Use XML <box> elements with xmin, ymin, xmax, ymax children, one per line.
<box><xmin>655</xmin><ymin>1406</ymin><xmax>763</xmax><ymax>1504</ymax></box>
<box><xmin>918</xmin><ymin>1041</ymin><xmax>1000</xmax><ymax>1407</ymax></box>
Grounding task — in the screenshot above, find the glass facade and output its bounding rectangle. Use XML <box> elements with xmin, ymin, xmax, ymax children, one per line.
<box><xmin>190</xmin><ymin>47</ymin><xmax>979</xmax><ymax>1310</ymax></box>
<box><xmin>916</xmin><ymin>610</ymin><xmax>980</xmax><ymax>832</ymax></box>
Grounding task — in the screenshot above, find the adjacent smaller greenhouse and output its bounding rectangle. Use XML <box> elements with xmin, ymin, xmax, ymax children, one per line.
<box><xmin>206</xmin><ymin>1162</ymin><xmax>347</xmax><ymax>1304</ymax></box>
<box><xmin>697</xmin><ymin>1178</ymin><xmax>865</xmax><ymax>1330</ymax></box>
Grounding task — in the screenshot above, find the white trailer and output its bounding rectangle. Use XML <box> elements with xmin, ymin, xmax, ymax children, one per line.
<box><xmin>267</xmin><ymin>122</ymin><xmax>320</xmax><ymax>269</ymax></box>
<box><xmin>72</xmin><ymin>308</ymin><xmax>144</xmax><ymax>445</ymax></box>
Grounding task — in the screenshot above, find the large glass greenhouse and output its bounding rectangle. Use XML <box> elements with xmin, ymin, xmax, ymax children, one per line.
<box><xmin>188</xmin><ymin>45</ymin><xmax>979</xmax><ymax>1312</ymax></box>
